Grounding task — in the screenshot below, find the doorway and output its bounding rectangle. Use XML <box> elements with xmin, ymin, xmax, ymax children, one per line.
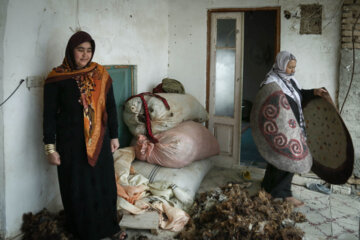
<box><xmin>206</xmin><ymin>8</ymin><xmax>280</xmax><ymax>168</ymax></box>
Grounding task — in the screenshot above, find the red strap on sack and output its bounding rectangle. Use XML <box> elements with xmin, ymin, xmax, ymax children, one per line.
<box><xmin>125</xmin><ymin>92</ymin><xmax>170</xmax><ymax>143</ymax></box>
<box><xmin>152</xmin><ymin>83</ymin><xmax>164</xmax><ymax>93</ymax></box>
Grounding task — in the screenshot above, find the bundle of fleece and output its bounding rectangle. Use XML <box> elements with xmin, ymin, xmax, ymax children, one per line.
<box><xmin>21</xmin><ymin>208</ymin><xmax>76</xmax><ymax>240</ymax></box>
<box><xmin>177</xmin><ymin>183</ymin><xmax>306</xmax><ymax>240</ymax></box>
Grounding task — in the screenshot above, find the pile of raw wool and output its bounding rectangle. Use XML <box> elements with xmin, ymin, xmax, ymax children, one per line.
<box><xmin>21</xmin><ymin>208</ymin><xmax>76</xmax><ymax>240</ymax></box>
<box><xmin>177</xmin><ymin>183</ymin><xmax>307</xmax><ymax>240</ymax></box>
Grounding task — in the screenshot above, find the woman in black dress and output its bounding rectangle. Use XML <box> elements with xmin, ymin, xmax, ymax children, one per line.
<box><xmin>260</xmin><ymin>51</ymin><xmax>327</xmax><ymax>207</ymax></box>
<box><xmin>43</xmin><ymin>31</ymin><xmax>126</xmax><ymax>239</ymax></box>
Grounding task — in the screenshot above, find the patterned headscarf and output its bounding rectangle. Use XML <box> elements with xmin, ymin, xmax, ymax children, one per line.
<box><xmin>65</xmin><ymin>31</ymin><xmax>95</xmax><ymax>70</ymax></box>
<box><xmin>45</xmin><ymin>31</ymin><xmax>112</xmax><ymax>167</ymax></box>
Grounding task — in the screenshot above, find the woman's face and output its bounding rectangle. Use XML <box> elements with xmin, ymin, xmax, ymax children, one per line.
<box><xmin>73</xmin><ymin>41</ymin><xmax>93</xmax><ymax>69</ymax></box>
<box><xmin>286</xmin><ymin>60</ymin><xmax>296</xmax><ymax>75</ymax></box>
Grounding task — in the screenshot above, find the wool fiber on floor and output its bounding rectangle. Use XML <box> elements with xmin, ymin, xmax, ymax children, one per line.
<box><xmin>177</xmin><ymin>183</ymin><xmax>306</xmax><ymax>240</ymax></box>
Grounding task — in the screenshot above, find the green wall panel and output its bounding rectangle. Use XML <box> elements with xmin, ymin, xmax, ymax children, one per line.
<box><xmin>106</xmin><ymin>65</ymin><xmax>134</xmax><ymax>147</ymax></box>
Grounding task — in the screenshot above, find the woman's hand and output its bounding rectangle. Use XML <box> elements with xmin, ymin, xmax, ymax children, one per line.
<box><xmin>314</xmin><ymin>88</ymin><xmax>328</xmax><ymax>97</ymax></box>
<box><xmin>314</xmin><ymin>87</ymin><xmax>336</xmax><ymax>107</ymax></box>
<box><xmin>111</xmin><ymin>138</ymin><xmax>120</xmax><ymax>153</ymax></box>
<box><xmin>47</xmin><ymin>151</ymin><xmax>61</xmax><ymax>166</ymax></box>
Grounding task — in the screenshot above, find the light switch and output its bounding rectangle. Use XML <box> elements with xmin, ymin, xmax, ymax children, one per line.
<box><xmin>26</xmin><ymin>76</ymin><xmax>44</xmax><ymax>88</ymax></box>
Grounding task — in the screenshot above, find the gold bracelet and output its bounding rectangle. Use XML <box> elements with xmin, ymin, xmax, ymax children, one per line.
<box><xmin>44</xmin><ymin>144</ymin><xmax>56</xmax><ymax>155</ymax></box>
<box><xmin>46</xmin><ymin>149</ymin><xmax>56</xmax><ymax>155</ymax></box>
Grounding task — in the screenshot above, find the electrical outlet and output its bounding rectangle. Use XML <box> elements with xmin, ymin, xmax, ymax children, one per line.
<box><xmin>26</xmin><ymin>76</ymin><xmax>44</xmax><ymax>88</ymax></box>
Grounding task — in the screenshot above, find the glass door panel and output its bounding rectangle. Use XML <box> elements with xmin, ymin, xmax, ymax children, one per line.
<box><xmin>215</xmin><ymin>49</ymin><xmax>235</xmax><ymax>117</ymax></box>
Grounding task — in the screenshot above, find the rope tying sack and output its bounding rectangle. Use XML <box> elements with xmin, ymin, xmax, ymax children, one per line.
<box><xmin>125</xmin><ymin>92</ymin><xmax>170</xmax><ymax>143</ymax></box>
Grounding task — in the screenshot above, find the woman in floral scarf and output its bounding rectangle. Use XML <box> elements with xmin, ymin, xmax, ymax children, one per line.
<box><xmin>43</xmin><ymin>31</ymin><xmax>126</xmax><ymax>239</ymax></box>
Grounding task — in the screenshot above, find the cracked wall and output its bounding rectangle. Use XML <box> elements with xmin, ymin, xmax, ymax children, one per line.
<box><xmin>339</xmin><ymin>0</ymin><xmax>360</xmax><ymax>177</ymax></box>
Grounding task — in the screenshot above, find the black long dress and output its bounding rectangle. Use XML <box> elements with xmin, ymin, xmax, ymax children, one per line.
<box><xmin>261</xmin><ymin>79</ymin><xmax>315</xmax><ymax>198</ymax></box>
<box><xmin>43</xmin><ymin>78</ymin><xmax>120</xmax><ymax>240</ymax></box>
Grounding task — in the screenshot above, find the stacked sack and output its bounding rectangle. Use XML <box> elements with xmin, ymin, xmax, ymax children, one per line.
<box><xmin>123</xmin><ymin>80</ymin><xmax>220</xmax><ymax>168</ymax></box>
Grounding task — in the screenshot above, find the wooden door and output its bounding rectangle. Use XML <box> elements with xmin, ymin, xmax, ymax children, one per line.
<box><xmin>208</xmin><ymin>13</ymin><xmax>244</xmax><ymax>167</ymax></box>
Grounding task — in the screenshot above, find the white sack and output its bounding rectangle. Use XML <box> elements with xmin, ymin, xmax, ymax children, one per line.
<box><xmin>123</xmin><ymin>93</ymin><xmax>208</xmax><ymax>136</ymax></box>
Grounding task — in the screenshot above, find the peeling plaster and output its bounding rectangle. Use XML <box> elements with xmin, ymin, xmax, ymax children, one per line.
<box><xmin>339</xmin><ymin>49</ymin><xmax>360</xmax><ymax>177</ymax></box>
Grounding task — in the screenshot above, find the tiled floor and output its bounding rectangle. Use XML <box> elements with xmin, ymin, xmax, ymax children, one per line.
<box><xmin>293</xmin><ymin>184</ymin><xmax>360</xmax><ymax>240</ymax></box>
<box><xmin>11</xmin><ymin>166</ymin><xmax>360</xmax><ymax>240</ymax></box>
<box><xmin>119</xmin><ymin>166</ymin><xmax>360</xmax><ymax>240</ymax></box>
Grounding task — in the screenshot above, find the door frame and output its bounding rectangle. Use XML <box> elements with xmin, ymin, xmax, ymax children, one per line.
<box><xmin>206</xmin><ymin>7</ymin><xmax>281</xmax><ymax>167</ymax></box>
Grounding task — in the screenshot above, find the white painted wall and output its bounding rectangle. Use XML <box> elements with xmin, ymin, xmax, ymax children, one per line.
<box><xmin>1</xmin><ymin>0</ymin><xmax>342</xmax><ymax>238</ymax></box>
<box><xmin>0</xmin><ymin>0</ymin><xmax>9</xmax><ymax>238</ymax></box>
<box><xmin>167</xmin><ymin>0</ymin><xmax>342</xmax><ymax>105</ymax></box>
<box><xmin>1</xmin><ymin>0</ymin><xmax>168</xmax><ymax>238</ymax></box>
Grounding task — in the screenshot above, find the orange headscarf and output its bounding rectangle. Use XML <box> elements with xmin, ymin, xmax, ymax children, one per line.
<box><xmin>45</xmin><ymin>31</ymin><xmax>112</xmax><ymax>167</ymax></box>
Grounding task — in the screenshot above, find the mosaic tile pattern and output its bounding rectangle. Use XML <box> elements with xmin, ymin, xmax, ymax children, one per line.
<box><xmin>292</xmin><ymin>185</ymin><xmax>360</xmax><ymax>240</ymax></box>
